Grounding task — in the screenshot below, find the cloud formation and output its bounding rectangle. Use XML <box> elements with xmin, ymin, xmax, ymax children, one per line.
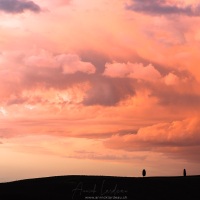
<box><xmin>1</xmin><ymin>0</ymin><xmax>200</xmax><ymax>179</ymax></box>
<box><xmin>0</xmin><ymin>50</ymin><xmax>198</xmax><ymax>109</ymax></box>
<box><xmin>127</xmin><ymin>0</ymin><xmax>200</xmax><ymax>16</ymax></box>
<box><xmin>0</xmin><ymin>50</ymin><xmax>97</xmax><ymax>107</ymax></box>
<box><xmin>104</xmin><ymin>62</ymin><xmax>161</xmax><ymax>81</ymax></box>
<box><xmin>83</xmin><ymin>77</ymin><xmax>135</xmax><ymax>106</ymax></box>
<box><xmin>24</xmin><ymin>51</ymin><xmax>96</xmax><ymax>74</ymax></box>
<box><xmin>0</xmin><ymin>0</ymin><xmax>41</xmax><ymax>13</ymax></box>
<box><xmin>104</xmin><ymin>117</ymin><xmax>200</xmax><ymax>161</ymax></box>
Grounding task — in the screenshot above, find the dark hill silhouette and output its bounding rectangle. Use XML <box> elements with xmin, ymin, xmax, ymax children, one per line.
<box><xmin>0</xmin><ymin>175</ymin><xmax>200</xmax><ymax>199</ymax></box>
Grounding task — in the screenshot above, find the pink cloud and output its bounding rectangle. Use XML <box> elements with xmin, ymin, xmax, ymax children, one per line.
<box><xmin>58</xmin><ymin>54</ymin><xmax>96</xmax><ymax>74</ymax></box>
<box><xmin>104</xmin><ymin>62</ymin><xmax>161</xmax><ymax>81</ymax></box>
<box><xmin>23</xmin><ymin>50</ymin><xmax>96</xmax><ymax>74</ymax></box>
<box><xmin>164</xmin><ymin>72</ymin><xmax>179</xmax><ymax>85</ymax></box>
<box><xmin>104</xmin><ymin>117</ymin><xmax>200</xmax><ymax>161</ymax></box>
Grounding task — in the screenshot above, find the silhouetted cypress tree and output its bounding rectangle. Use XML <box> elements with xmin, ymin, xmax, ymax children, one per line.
<box><xmin>183</xmin><ymin>169</ymin><xmax>186</xmax><ymax>177</ymax></box>
<box><xmin>142</xmin><ymin>169</ymin><xmax>146</xmax><ymax>177</ymax></box>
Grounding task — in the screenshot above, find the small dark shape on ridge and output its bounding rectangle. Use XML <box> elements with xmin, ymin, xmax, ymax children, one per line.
<box><xmin>142</xmin><ymin>169</ymin><xmax>146</xmax><ymax>177</ymax></box>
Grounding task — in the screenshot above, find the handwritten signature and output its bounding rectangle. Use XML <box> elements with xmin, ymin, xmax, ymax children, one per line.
<box><xmin>72</xmin><ymin>180</ymin><xmax>127</xmax><ymax>199</ymax></box>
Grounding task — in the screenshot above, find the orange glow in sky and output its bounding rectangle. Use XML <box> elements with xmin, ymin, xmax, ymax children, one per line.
<box><xmin>1</xmin><ymin>0</ymin><xmax>200</xmax><ymax>182</ymax></box>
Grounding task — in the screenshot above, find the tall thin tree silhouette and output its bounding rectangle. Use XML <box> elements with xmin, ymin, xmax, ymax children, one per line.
<box><xmin>183</xmin><ymin>169</ymin><xmax>186</xmax><ymax>177</ymax></box>
<box><xmin>142</xmin><ymin>169</ymin><xmax>146</xmax><ymax>177</ymax></box>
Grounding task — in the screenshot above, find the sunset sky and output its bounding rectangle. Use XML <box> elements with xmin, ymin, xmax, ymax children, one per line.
<box><xmin>1</xmin><ymin>0</ymin><xmax>200</xmax><ymax>182</ymax></box>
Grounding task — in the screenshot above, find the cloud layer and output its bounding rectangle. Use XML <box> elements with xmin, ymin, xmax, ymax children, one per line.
<box><xmin>104</xmin><ymin>117</ymin><xmax>200</xmax><ymax>162</ymax></box>
<box><xmin>1</xmin><ymin>0</ymin><xmax>200</xmax><ymax>180</ymax></box>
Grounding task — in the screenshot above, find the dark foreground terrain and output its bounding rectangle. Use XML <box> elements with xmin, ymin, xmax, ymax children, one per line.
<box><xmin>0</xmin><ymin>175</ymin><xmax>200</xmax><ymax>200</ymax></box>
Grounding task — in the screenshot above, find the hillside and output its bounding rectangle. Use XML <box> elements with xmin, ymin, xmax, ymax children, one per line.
<box><xmin>0</xmin><ymin>175</ymin><xmax>200</xmax><ymax>199</ymax></box>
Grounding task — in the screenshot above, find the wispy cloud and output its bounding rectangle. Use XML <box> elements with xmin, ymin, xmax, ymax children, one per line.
<box><xmin>0</xmin><ymin>0</ymin><xmax>41</xmax><ymax>13</ymax></box>
<box><xmin>127</xmin><ymin>0</ymin><xmax>200</xmax><ymax>16</ymax></box>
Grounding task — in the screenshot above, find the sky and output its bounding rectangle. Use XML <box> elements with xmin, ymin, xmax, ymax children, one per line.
<box><xmin>1</xmin><ymin>0</ymin><xmax>200</xmax><ymax>182</ymax></box>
